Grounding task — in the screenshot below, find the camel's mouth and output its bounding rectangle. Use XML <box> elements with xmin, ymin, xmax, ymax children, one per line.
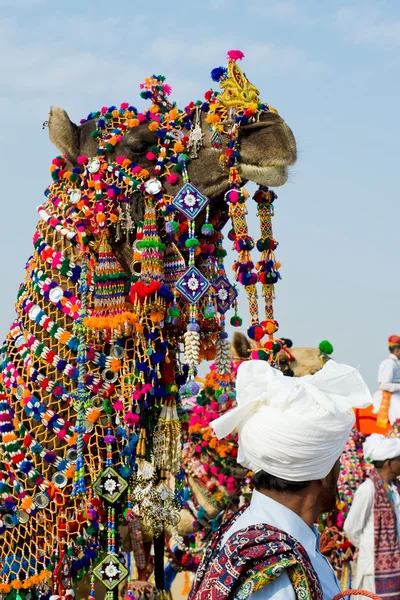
<box><xmin>239</xmin><ymin>164</ymin><xmax>289</xmax><ymax>187</ymax></box>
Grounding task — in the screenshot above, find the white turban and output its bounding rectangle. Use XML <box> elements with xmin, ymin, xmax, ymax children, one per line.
<box><xmin>211</xmin><ymin>360</ymin><xmax>372</xmax><ymax>482</ymax></box>
<box><xmin>363</xmin><ymin>433</ymin><xmax>400</xmax><ymax>462</ymax></box>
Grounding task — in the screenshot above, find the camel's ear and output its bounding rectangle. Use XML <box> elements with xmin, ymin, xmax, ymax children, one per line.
<box><xmin>232</xmin><ymin>332</ymin><xmax>251</xmax><ymax>360</ymax></box>
<box><xmin>48</xmin><ymin>107</ymin><xmax>79</xmax><ymax>164</ymax></box>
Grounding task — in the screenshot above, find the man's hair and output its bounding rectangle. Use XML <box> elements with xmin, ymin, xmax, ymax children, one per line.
<box><xmin>374</xmin><ymin>455</ymin><xmax>400</xmax><ymax>470</ymax></box>
<box><xmin>253</xmin><ymin>470</ymin><xmax>311</xmax><ymax>493</ymax></box>
<box><xmin>373</xmin><ymin>460</ymin><xmax>386</xmax><ymax>469</ymax></box>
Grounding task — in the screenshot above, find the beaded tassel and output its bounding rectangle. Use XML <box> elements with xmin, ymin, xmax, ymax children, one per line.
<box><xmin>153</xmin><ymin>400</ymin><xmax>181</xmax><ymax>474</ymax></box>
<box><xmin>72</xmin><ymin>259</ymin><xmax>90</xmax><ymax>496</ymax></box>
<box><xmin>84</xmin><ymin>230</ymin><xmax>131</xmax><ymax>336</ymax></box>
<box><xmin>138</xmin><ymin>198</ymin><xmax>165</xmax><ymax>284</ymax></box>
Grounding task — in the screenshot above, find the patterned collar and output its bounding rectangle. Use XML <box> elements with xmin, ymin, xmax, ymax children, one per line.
<box><xmin>249</xmin><ymin>490</ymin><xmax>319</xmax><ymax>558</ymax></box>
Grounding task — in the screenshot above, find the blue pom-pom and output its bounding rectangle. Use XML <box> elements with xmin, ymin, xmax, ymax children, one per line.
<box><xmin>158</xmin><ymin>284</ymin><xmax>174</xmax><ymax>302</ymax></box>
<box><xmin>211</xmin><ymin>67</ymin><xmax>227</xmax><ymax>82</ymax></box>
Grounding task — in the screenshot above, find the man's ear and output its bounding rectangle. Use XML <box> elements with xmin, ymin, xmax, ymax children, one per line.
<box><xmin>48</xmin><ymin>106</ymin><xmax>79</xmax><ymax>164</ymax></box>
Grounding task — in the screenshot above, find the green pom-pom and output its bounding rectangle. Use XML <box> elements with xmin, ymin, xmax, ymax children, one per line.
<box><xmin>230</xmin><ymin>316</ymin><xmax>243</xmax><ymax>327</ymax></box>
<box><xmin>168</xmin><ymin>307</ymin><xmax>180</xmax><ymax>318</ymax></box>
<box><xmin>69</xmin><ymin>174</ymin><xmax>78</xmax><ymax>183</ymax></box>
<box><xmin>91</xmin><ymin>130</ymin><xmax>102</xmax><ymax>140</ymax></box>
<box><xmin>201</xmin><ymin>223</ymin><xmax>214</xmax><ymax>235</ymax></box>
<box><xmin>173</xmin><ymin>162</ymin><xmax>183</xmax><ymax>172</ymax></box>
<box><xmin>203</xmin><ymin>306</ymin><xmax>215</xmax><ymax>319</ymax></box>
<box><xmin>185</xmin><ymin>238</ymin><xmax>199</xmax><ymax>248</ymax></box>
<box><xmin>104</xmin><ymin>112</ymin><xmax>113</xmax><ymax>120</ymax></box>
<box><xmin>105</xmin><ymin>143</ymin><xmax>115</xmax><ymax>152</ymax></box>
<box><xmin>216</xmin><ymin>248</ymin><xmax>227</xmax><ymax>258</ymax></box>
<box><xmin>169</xmin><ymin>221</ymin><xmax>179</xmax><ymax>234</ymax></box>
<box><xmin>319</xmin><ymin>340</ymin><xmax>334</xmax><ymax>355</ymax></box>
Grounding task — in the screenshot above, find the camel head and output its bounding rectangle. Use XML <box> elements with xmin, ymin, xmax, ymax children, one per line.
<box><xmin>46</xmin><ymin>53</ymin><xmax>296</xmax><ymax>273</ymax></box>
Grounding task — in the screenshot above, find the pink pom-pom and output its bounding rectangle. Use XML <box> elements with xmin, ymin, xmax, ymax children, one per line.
<box><xmin>142</xmin><ymin>383</ymin><xmax>152</xmax><ymax>393</ymax></box>
<box><xmin>163</xmin><ymin>84</ymin><xmax>172</xmax><ymax>96</ymax></box>
<box><xmin>101</xmin><ymin>106</ymin><xmax>108</xmax><ymax>114</ymax></box>
<box><xmin>203</xmin><ymin>463</ymin><xmax>210</xmax><ymax>472</ymax></box>
<box><xmin>210</xmin><ymin>466</ymin><xmax>219</xmax><ymax>476</ymax></box>
<box><xmin>146</xmin><ymin>152</ymin><xmax>157</xmax><ymax>161</ymax></box>
<box><xmin>132</xmin><ymin>166</ymin><xmax>142</xmax><ymax>174</ymax></box>
<box><xmin>195</xmin><ymin>445</ymin><xmax>202</xmax><ymax>453</ymax></box>
<box><xmin>112</xmin><ymin>400</ymin><xmax>124</xmax><ymax>411</ymax></box>
<box><xmin>107</xmin><ymin>189</ymin><xmax>115</xmax><ymax>198</ymax></box>
<box><xmin>209</xmin><ymin>401</ymin><xmax>218</xmax><ymax>410</ymax></box>
<box><xmin>77</xmin><ymin>155</ymin><xmax>88</xmax><ymax>165</ymax></box>
<box><xmin>227</xmin><ymin>50</ymin><xmax>245</xmax><ymax>61</ymax></box>
<box><xmin>167</xmin><ymin>173</ymin><xmax>179</xmax><ymax>184</ymax></box>
<box><xmin>115</xmin><ymin>156</ymin><xmax>126</xmax><ymax>165</ymax></box>
<box><xmin>137</xmin><ymin>113</ymin><xmax>147</xmax><ymax>123</ymax></box>
<box><xmin>120</xmin><ymin>102</ymin><xmax>129</xmax><ymax>110</ymax></box>
<box><xmin>218</xmin><ymin>474</ymin><xmax>226</xmax><ymax>485</ymax></box>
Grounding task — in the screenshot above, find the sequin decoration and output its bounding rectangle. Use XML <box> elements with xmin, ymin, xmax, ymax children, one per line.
<box><xmin>172</xmin><ymin>182</ymin><xmax>209</xmax><ymax>220</ymax></box>
<box><xmin>176</xmin><ymin>266</ymin><xmax>210</xmax><ymax>304</ymax></box>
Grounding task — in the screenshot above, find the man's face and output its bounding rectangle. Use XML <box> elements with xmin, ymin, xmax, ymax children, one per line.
<box><xmin>320</xmin><ymin>459</ymin><xmax>340</xmax><ymax>514</ymax></box>
<box><xmin>390</xmin><ymin>456</ymin><xmax>400</xmax><ymax>477</ymax></box>
<box><xmin>392</xmin><ymin>347</ymin><xmax>400</xmax><ymax>359</ymax></box>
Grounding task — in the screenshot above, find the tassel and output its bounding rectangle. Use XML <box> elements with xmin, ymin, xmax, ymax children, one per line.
<box><xmin>84</xmin><ymin>230</ymin><xmax>132</xmax><ymax>335</ymax></box>
<box><xmin>181</xmin><ymin>572</ymin><xmax>191</xmax><ymax>596</ymax></box>
<box><xmin>377</xmin><ymin>390</ymin><xmax>391</xmax><ymax>429</ymax></box>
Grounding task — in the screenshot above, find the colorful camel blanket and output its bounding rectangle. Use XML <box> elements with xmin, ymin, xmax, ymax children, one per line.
<box><xmin>370</xmin><ymin>468</ymin><xmax>400</xmax><ymax>599</ymax></box>
<box><xmin>188</xmin><ymin>507</ymin><xmax>322</xmax><ymax>599</ymax></box>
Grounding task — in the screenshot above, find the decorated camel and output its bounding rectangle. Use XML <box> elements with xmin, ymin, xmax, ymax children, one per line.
<box><xmin>0</xmin><ymin>51</ymin><xmax>297</xmax><ymax>600</ymax></box>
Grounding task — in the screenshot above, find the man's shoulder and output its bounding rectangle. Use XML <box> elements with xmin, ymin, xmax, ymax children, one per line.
<box><xmin>355</xmin><ymin>478</ymin><xmax>374</xmax><ymax>497</ymax></box>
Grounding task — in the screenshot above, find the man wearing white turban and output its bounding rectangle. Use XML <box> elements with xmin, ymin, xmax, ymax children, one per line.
<box><xmin>189</xmin><ymin>359</ymin><xmax>372</xmax><ymax>600</ymax></box>
<box><xmin>344</xmin><ymin>434</ymin><xmax>400</xmax><ymax>599</ymax></box>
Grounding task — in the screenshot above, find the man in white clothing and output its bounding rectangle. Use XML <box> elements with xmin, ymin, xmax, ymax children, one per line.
<box><xmin>189</xmin><ymin>359</ymin><xmax>372</xmax><ymax>599</ymax></box>
<box><xmin>344</xmin><ymin>434</ymin><xmax>400</xmax><ymax>598</ymax></box>
<box><xmin>373</xmin><ymin>335</ymin><xmax>400</xmax><ymax>426</ymax></box>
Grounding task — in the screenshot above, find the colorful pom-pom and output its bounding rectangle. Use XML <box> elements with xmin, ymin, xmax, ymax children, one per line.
<box><xmin>227</xmin><ymin>50</ymin><xmax>245</xmax><ymax>62</ymax></box>
<box><xmin>247</xmin><ymin>324</ymin><xmax>265</xmax><ymax>341</ymax></box>
<box><xmin>230</xmin><ymin>316</ymin><xmax>243</xmax><ymax>327</ymax></box>
<box><xmin>319</xmin><ymin>340</ymin><xmax>334</xmax><ymax>355</ymax></box>
<box><xmin>210</xmin><ymin>67</ymin><xmax>227</xmax><ymax>82</ymax></box>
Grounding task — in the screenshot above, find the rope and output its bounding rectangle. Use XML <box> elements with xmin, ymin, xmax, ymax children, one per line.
<box><xmin>332</xmin><ymin>591</ymin><xmax>381</xmax><ymax>599</ymax></box>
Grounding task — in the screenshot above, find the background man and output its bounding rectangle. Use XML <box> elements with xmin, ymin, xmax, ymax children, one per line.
<box><xmin>344</xmin><ymin>434</ymin><xmax>400</xmax><ymax>599</ymax></box>
<box><xmin>374</xmin><ymin>335</ymin><xmax>400</xmax><ymax>427</ymax></box>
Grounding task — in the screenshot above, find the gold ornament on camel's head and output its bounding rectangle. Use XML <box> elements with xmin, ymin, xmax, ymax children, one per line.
<box><xmin>215</xmin><ymin>50</ymin><xmax>278</xmax><ymax>113</ymax></box>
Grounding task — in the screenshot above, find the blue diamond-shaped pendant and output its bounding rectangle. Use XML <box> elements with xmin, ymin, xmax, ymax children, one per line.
<box><xmin>176</xmin><ymin>266</ymin><xmax>210</xmax><ymax>304</ymax></box>
<box><xmin>213</xmin><ymin>276</ymin><xmax>238</xmax><ymax>314</ymax></box>
<box><xmin>172</xmin><ymin>182</ymin><xmax>209</xmax><ymax>220</ymax></box>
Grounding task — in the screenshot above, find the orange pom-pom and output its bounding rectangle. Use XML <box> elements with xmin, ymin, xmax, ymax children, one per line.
<box><xmin>148</xmin><ymin>121</ymin><xmax>159</xmax><ymax>132</ymax></box>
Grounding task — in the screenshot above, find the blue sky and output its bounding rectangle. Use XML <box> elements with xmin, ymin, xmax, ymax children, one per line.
<box><xmin>1</xmin><ymin>0</ymin><xmax>399</xmax><ymax>389</ymax></box>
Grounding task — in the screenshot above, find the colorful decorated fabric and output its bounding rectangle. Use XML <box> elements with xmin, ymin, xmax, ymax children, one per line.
<box><xmin>369</xmin><ymin>467</ymin><xmax>400</xmax><ymax>599</ymax></box>
<box><xmin>188</xmin><ymin>506</ymin><xmax>322</xmax><ymax>600</ymax></box>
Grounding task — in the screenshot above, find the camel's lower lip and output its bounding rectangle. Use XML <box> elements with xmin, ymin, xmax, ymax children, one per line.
<box><xmin>239</xmin><ymin>164</ymin><xmax>288</xmax><ymax>187</ymax></box>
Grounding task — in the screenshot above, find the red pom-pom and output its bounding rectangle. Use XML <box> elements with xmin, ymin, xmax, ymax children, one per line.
<box><xmin>227</xmin><ymin>50</ymin><xmax>245</xmax><ymax>61</ymax></box>
<box><xmin>167</xmin><ymin>172</ymin><xmax>179</xmax><ymax>184</ymax></box>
